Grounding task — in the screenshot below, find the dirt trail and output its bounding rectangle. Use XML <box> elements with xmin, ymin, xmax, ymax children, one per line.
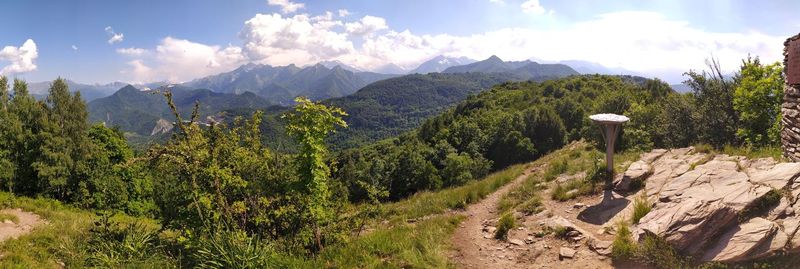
<box><xmin>450</xmin><ymin>165</ymin><xmax>645</xmax><ymax>269</ymax></box>
<box><xmin>0</xmin><ymin>208</ymin><xmax>45</xmax><ymax>242</ymax></box>
<box><xmin>450</xmin><ymin>165</ymin><xmax>537</xmax><ymax>268</ymax></box>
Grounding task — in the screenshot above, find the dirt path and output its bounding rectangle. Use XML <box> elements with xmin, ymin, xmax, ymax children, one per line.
<box><xmin>450</xmin><ymin>165</ymin><xmax>538</xmax><ymax>268</ymax></box>
<box><xmin>450</xmin><ymin>164</ymin><xmax>645</xmax><ymax>269</ymax></box>
<box><xmin>0</xmin><ymin>208</ymin><xmax>45</xmax><ymax>242</ymax></box>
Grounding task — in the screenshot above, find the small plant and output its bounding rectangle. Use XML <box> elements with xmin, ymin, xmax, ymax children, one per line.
<box><xmin>543</xmin><ymin>158</ymin><xmax>568</xmax><ymax>181</ymax></box>
<box><xmin>494</xmin><ymin>212</ymin><xmax>515</xmax><ymax>240</ymax></box>
<box><xmin>611</xmin><ymin>221</ymin><xmax>636</xmax><ymax>260</ymax></box>
<box><xmin>636</xmin><ymin>234</ymin><xmax>687</xmax><ymax>269</ymax></box>
<box><xmin>0</xmin><ymin>212</ymin><xmax>19</xmax><ymax>224</ymax></box>
<box><xmin>694</xmin><ymin>143</ymin><xmax>713</xmax><ymax>153</ymax></box>
<box><xmin>518</xmin><ymin>196</ymin><xmax>543</xmax><ymax>215</ymax></box>
<box><xmin>631</xmin><ymin>195</ymin><xmax>652</xmax><ymax>224</ymax></box>
<box><xmin>551</xmin><ymin>225</ymin><xmax>570</xmax><ymax>239</ymax></box>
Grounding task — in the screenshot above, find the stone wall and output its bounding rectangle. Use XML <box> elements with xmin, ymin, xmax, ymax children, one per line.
<box><xmin>782</xmin><ymin>34</ymin><xmax>800</xmax><ymax>161</ymax></box>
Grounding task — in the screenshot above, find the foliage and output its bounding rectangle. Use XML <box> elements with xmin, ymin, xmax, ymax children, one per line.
<box><xmin>684</xmin><ymin>59</ymin><xmax>738</xmax><ymax>148</ymax></box>
<box><xmin>631</xmin><ymin>195</ymin><xmax>652</xmax><ymax>224</ymax></box>
<box><xmin>611</xmin><ymin>221</ymin><xmax>636</xmax><ymax>260</ymax></box>
<box><xmin>733</xmin><ymin>57</ymin><xmax>784</xmax><ymax>146</ymax></box>
<box><xmin>494</xmin><ymin>212</ymin><xmax>515</xmax><ymax>240</ymax></box>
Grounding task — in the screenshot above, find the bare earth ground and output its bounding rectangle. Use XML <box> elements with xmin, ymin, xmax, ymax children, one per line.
<box><xmin>450</xmin><ymin>166</ymin><xmax>648</xmax><ymax>269</ymax></box>
<box><xmin>0</xmin><ymin>208</ymin><xmax>45</xmax><ymax>242</ymax></box>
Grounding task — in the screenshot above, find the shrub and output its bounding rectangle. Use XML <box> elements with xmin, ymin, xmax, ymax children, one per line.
<box><xmin>636</xmin><ymin>234</ymin><xmax>687</xmax><ymax>269</ymax></box>
<box><xmin>495</xmin><ymin>212</ymin><xmax>515</xmax><ymax>240</ymax></box>
<box><xmin>192</xmin><ymin>231</ymin><xmax>275</xmax><ymax>269</ymax></box>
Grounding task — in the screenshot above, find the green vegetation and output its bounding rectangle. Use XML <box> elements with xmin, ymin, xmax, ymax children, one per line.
<box><xmin>631</xmin><ymin>195</ymin><xmax>652</xmax><ymax>224</ymax></box>
<box><xmin>494</xmin><ymin>212</ymin><xmax>515</xmax><ymax>240</ymax></box>
<box><xmin>0</xmin><ymin>212</ymin><xmax>18</xmax><ymax>224</ymax></box>
<box><xmin>611</xmin><ymin>221</ymin><xmax>636</xmax><ymax>260</ymax></box>
<box><xmin>0</xmin><ymin>52</ymin><xmax>790</xmax><ymax>267</ymax></box>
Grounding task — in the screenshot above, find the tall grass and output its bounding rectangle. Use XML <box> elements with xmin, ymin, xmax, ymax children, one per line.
<box><xmin>383</xmin><ymin>163</ymin><xmax>527</xmax><ymax>223</ymax></box>
<box><xmin>494</xmin><ymin>213</ymin><xmax>515</xmax><ymax>240</ymax></box>
<box><xmin>631</xmin><ymin>195</ymin><xmax>652</xmax><ymax>224</ymax></box>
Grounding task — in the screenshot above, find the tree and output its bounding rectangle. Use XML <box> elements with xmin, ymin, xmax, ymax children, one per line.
<box><xmin>684</xmin><ymin>58</ymin><xmax>738</xmax><ymax>147</ymax></box>
<box><xmin>283</xmin><ymin>96</ymin><xmax>347</xmax><ymax>251</ymax></box>
<box><xmin>733</xmin><ymin>57</ymin><xmax>784</xmax><ymax>146</ymax></box>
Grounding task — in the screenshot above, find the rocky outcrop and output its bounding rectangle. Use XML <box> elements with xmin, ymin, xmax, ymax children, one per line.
<box><xmin>622</xmin><ymin>148</ymin><xmax>800</xmax><ymax>263</ymax></box>
<box><xmin>150</xmin><ymin>118</ymin><xmax>174</xmax><ymax>136</ymax></box>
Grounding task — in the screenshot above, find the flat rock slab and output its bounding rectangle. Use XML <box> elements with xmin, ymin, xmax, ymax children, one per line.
<box><xmin>625</xmin><ymin>148</ymin><xmax>800</xmax><ymax>262</ymax></box>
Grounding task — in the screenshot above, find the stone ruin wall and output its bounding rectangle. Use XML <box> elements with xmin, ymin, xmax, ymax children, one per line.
<box><xmin>782</xmin><ymin>33</ymin><xmax>800</xmax><ymax>161</ymax></box>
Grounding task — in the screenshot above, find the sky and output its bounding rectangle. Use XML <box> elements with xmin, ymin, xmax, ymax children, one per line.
<box><xmin>1</xmin><ymin>0</ymin><xmax>799</xmax><ymax>84</ymax></box>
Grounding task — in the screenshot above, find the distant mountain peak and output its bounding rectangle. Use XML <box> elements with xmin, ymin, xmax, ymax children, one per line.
<box><xmin>409</xmin><ymin>55</ymin><xmax>477</xmax><ymax>74</ymax></box>
<box><xmin>486</xmin><ymin>55</ymin><xmax>503</xmax><ymax>62</ymax></box>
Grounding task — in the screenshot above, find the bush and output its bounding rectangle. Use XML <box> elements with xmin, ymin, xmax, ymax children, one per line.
<box><xmin>495</xmin><ymin>212</ymin><xmax>515</xmax><ymax>240</ymax></box>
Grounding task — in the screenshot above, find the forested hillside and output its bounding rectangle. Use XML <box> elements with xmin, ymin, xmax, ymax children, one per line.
<box><xmin>88</xmin><ymin>85</ymin><xmax>271</xmax><ymax>135</ymax></box>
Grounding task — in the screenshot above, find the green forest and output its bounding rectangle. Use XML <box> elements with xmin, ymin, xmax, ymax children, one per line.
<box><xmin>0</xmin><ymin>56</ymin><xmax>786</xmax><ymax>268</ymax></box>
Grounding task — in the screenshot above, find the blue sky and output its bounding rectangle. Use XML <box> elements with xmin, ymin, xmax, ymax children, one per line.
<box><xmin>2</xmin><ymin>0</ymin><xmax>799</xmax><ymax>84</ymax></box>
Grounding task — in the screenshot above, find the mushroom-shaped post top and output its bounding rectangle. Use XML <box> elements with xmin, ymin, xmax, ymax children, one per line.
<box><xmin>589</xmin><ymin>113</ymin><xmax>629</xmax><ymax>124</ymax></box>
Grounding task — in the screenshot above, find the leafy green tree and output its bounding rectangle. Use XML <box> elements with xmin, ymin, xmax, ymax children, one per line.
<box><xmin>283</xmin><ymin>96</ymin><xmax>347</xmax><ymax>251</ymax></box>
<box><xmin>522</xmin><ymin>106</ymin><xmax>566</xmax><ymax>155</ymax></box>
<box><xmin>733</xmin><ymin>57</ymin><xmax>784</xmax><ymax>146</ymax></box>
<box><xmin>7</xmin><ymin>79</ymin><xmax>46</xmax><ymax>195</ymax></box>
<box><xmin>684</xmin><ymin>59</ymin><xmax>738</xmax><ymax>147</ymax></box>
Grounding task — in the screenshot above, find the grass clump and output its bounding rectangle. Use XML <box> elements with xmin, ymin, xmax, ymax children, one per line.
<box><xmin>494</xmin><ymin>212</ymin><xmax>515</xmax><ymax>240</ymax></box>
<box><xmin>611</xmin><ymin>221</ymin><xmax>636</xmax><ymax>260</ymax></box>
<box><xmin>551</xmin><ymin>178</ymin><xmax>599</xmax><ymax>201</ymax></box>
<box><xmin>551</xmin><ymin>225</ymin><xmax>570</xmax><ymax>239</ymax></box>
<box><xmin>0</xmin><ymin>212</ymin><xmax>19</xmax><ymax>224</ymax></box>
<box><xmin>543</xmin><ymin>157</ymin><xmax>568</xmax><ymax>181</ymax></box>
<box><xmin>636</xmin><ymin>234</ymin><xmax>687</xmax><ymax>269</ymax></box>
<box><xmin>283</xmin><ymin>215</ymin><xmax>463</xmax><ymax>268</ymax></box>
<box><xmin>631</xmin><ymin>195</ymin><xmax>652</xmax><ymax>224</ymax></box>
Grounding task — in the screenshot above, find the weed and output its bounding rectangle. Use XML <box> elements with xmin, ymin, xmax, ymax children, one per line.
<box><xmin>739</xmin><ymin>189</ymin><xmax>781</xmax><ymax>222</ymax></box>
<box><xmin>611</xmin><ymin>221</ymin><xmax>635</xmax><ymax>260</ymax></box>
<box><xmin>631</xmin><ymin>195</ymin><xmax>652</xmax><ymax>224</ymax></box>
<box><xmin>495</xmin><ymin>213</ymin><xmax>515</xmax><ymax>240</ymax></box>
<box><xmin>0</xmin><ymin>212</ymin><xmax>18</xmax><ymax>224</ymax></box>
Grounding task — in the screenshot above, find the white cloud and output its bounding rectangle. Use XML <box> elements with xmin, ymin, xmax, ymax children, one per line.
<box><xmin>338</xmin><ymin>9</ymin><xmax>350</xmax><ymax>17</ymax></box>
<box><xmin>520</xmin><ymin>0</ymin><xmax>548</xmax><ymax>15</ymax></box>
<box><xmin>105</xmin><ymin>26</ymin><xmax>124</xmax><ymax>44</ymax></box>
<box><xmin>116</xmin><ymin>47</ymin><xmax>148</xmax><ymax>56</ymax></box>
<box><xmin>345</xmin><ymin>15</ymin><xmax>389</xmax><ymax>36</ymax></box>
<box><xmin>121</xmin><ymin>37</ymin><xmax>246</xmax><ymax>83</ymax></box>
<box><xmin>71</xmin><ymin>45</ymin><xmax>78</xmax><ymax>51</ymax></box>
<box><xmin>0</xmin><ymin>39</ymin><xmax>38</xmax><ymax>74</ymax></box>
<box><xmin>267</xmin><ymin>0</ymin><xmax>304</xmax><ymax>14</ymax></box>
<box><xmin>489</xmin><ymin>0</ymin><xmax>504</xmax><ymax>4</ymax></box>
<box><xmin>239</xmin><ymin>13</ymin><xmax>354</xmax><ymax>66</ymax></box>
<box><xmin>118</xmin><ymin>10</ymin><xmax>786</xmax><ymax>84</ymax></box>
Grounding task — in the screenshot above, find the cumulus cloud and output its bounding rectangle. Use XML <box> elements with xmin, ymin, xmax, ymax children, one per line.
<box><xmin>105</xmin><ymin>26</ymin><xmax>124</xmax><ymax>44</ymax></box>
<box><xmin>0</xmin><ymin>39</ymin><xmax>38</xmax><ymax>74</ymax></box>
<box><xmin>520</xmin><ymin>0</ymin><xmax>548</xmax><ymax>15</ymax></box>
<box><xmin>118</xmin><ymin>10</ymin><xmax>785</xmax><ymax>84</ymax></box>
<box><xmin>338</xmin><ymin>9</ymin><xmax>350</xmax><ymax>17</ymax></box>
<box><xmin>116</xmin><ymin>47</ymin><xmax>148</xmax><ymax>56</ymax></box>
<box><xmin>71</xmin><ymin>45</ymin><xmax>78</xmax><ymax>51</ymax></box>
<box><xmin>121</xmin><ymin>37</ymin><xmax>246</xmax><ymax>83</ymax></box>
<box><xmin>239</xmin><ymin>13</ymin><xmax>354</xmax><ymax>66</ymax></box>
<box><xmin>267</xmin><ymin>0</ymin><xmax>304</xmax><ymax>14</ymax></box>
<box><xmin>345</xmin><ymin>15</ymin><xmax>389</xmax><ymax>36</ymax></box>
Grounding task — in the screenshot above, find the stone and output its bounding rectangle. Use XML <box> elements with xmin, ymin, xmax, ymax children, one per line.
<box><xmin>559</xmin><ymin>247</ymin><xmax>576</xmax><ymax>259</ymax></box>
<box><xmin>640</xmin><ymin>149</ymin><xmax>668</xmax><ymax>164</ymax></box>
<box><xmin>589</xmin><ymin>239</ymin><xmax>613</xmax><ymax>256</ymax></box>
<box><xmin>573</xmin><ymin>203</ymin><xmax>586</xmax><ymax>209</ymax></box>
<box><xmin>614</xmin><ymin>160</ymin><xmax>652</xmax><ymax>192</ymax></box>
<box><xmin>484</xmin><ymin>226</ymin><xmax>497</xmax><ymax>234</ymax></box>
<box><xmin>509</xmin><ymin>239</ymin><xmax>525</xmax><ymax>246</ymax></box>
<box><xmin>749</xmin><ymin>162</ymin><xmax>800</xmax><ymax>189</ymax></box>
<box><xmin>565</xmin><ymin>189</ymin><xmax>579</xmax><ymax>197</ymax></box>
<box><xmin>638</xmin><ymin>156</ymin><xmax>774</xmax><ymax>255</ymax></box>
<box><xmin>701</xmin><ymin>217</ymin><xmax>777</xmax><ymax>262</ymax></box>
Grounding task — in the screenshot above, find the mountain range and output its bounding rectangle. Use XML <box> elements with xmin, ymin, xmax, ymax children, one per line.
<box><xmin>181</xmin><ymin>63</ymin><xmax>397</xmax><ymax>105</ymax></box>
<box><xmin>86</xmin><ymin>55</ymin><xmax>582</xmax><ymax>146</ymax></box>
<box><xmin>28</xmin><ymin>80</ymin><xmax>165</xmax><ymax>102</ymax></box>
<box><xmin>443</xmin><ymin>55</ymin><xmax>579</xmax><ymax>80</ymax></box>
<box><xmin>87</xmin><ymin>85</ymin><xmax>271</xmax><ymax>136</ymax></box>
<box><xmin>410</xmin><ymin>55</ymin><xmax>477</xmax><ymax>74</ymax></box>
